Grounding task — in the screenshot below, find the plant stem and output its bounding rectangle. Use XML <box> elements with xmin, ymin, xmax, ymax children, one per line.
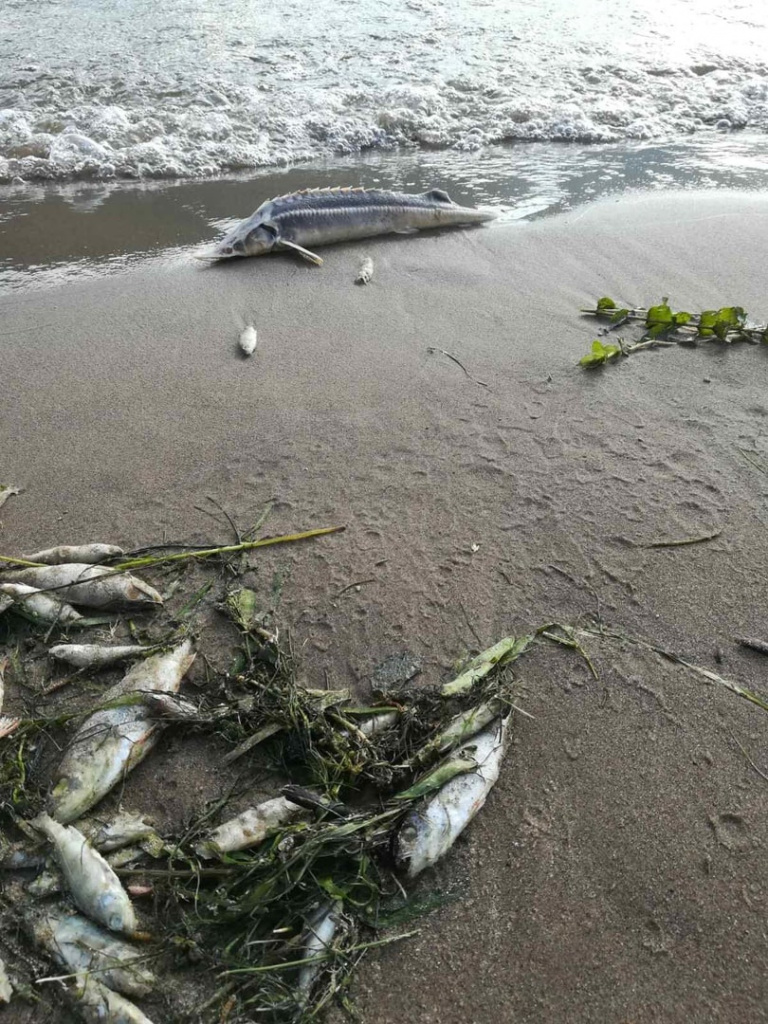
<box><xmin>113</xmin><ymin>527</ymin><xmax>345</xmax><ymax>571</ymax></box>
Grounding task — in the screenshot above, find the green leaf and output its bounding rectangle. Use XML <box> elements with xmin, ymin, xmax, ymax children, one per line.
<box><xmin>318</xmin><ymin>876</ymin><xmax>350</xmax><ymax>901</ymax></box>
<box><xmin>394</xmin><ymin>757</ymin><xmax>477</xmax><ymax>800</ymax></box>
<box><xmin>699</xmin><ymin>310</ymin><xmax>718</xmax><ymax>330</ymax></box>
<box><xmin>610</xmin><ymin>307</ymin><xmax>630</xmax><ymax>324</ymax></box>
<box><xmin>596</xmin><ymin>297</ymin><xmax>617</xmax><ymax>311</ymax></box>
<box><xmin>226</xmin><ymin>587</ymin><xmax>262</xmax><ymax>632</ymax></box>
<box><xmin>441</xmin><ymin>635</ymin><xmax>534</xmax><ymax>696</ymax></box>
<box><xmin>646</xmin><ymin>303</ymin><xmax>673</xmax><ymax>327</ymax></box>
<box><xmin>673</xmin><ymin>311</ymin><xmax>692</xmax><ymax>326</ymax></box>
<box><xmin>579</xmin><ymin>339</ymin><xmax>621</xmax><ymax>369</ymax></box>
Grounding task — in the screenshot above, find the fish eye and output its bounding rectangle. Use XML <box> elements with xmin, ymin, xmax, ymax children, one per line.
<box><xmin>400</xmin><ymin>824</ymin><xmax>418</xmax><ymax>843</ymax></box>
<box><xmin>232</xmin><ymin>240</ymin><xmax>245</xmax><ymax>253</ymax></box>
<box><xmin>220</xmin><ymin>245</ymin><xmax>233</xmax><ymax>256</ymax></box>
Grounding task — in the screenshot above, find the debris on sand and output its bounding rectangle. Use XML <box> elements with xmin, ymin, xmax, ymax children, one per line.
<box><xmin>355</xmin><ymin>256</ymin><xmax>374</xmax><ymax>284</ymax></box>
<box><xmin>4</xmin><ymin>519</ymin><xmax>761</xmax><ymax>1022</ymax></box>
<box><xmin>0</xmin><ymin>485</ymin><xmax>20</xmax><ymax>511</ymax></box>
<box><xmin>239</xmin><ymin>323</ymin><xmax>258</xmax><ymax>357</ymax></box>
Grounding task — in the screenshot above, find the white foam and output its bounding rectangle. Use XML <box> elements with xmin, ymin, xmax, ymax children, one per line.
<box><xmin>0</xmin><ymin>0</ymin><xmax>767</xmax><ymax>182</ymax></box>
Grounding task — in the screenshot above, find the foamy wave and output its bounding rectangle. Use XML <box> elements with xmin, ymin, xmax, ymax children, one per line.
<box><xmin>1</xmin><ymin>2</ymin><xmax>767</xmax><ymax>182</ymax></box>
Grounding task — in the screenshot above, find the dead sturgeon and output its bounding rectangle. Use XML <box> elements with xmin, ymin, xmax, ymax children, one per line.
<box><xmin>211</xmin><ymin>187</ymin><xmax>497</xmax><ymax>265</ymax></box>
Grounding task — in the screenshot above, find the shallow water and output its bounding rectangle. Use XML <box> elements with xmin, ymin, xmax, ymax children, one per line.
<box><xmin>3</xmin><ymin>137</ymin><xmax>768</xmax><ymax>293</ymax></box>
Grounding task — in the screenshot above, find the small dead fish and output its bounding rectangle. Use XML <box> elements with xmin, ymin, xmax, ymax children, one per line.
<box><xmin>28</xmin><ymin>910</ymin><xmax>156</xmax><ymax>997</ymax></box>
<box><xmin>31</xmin><ymin>814</ymin><xmax>139</xmax><ymax>935</ymax></box>
<box><xmin>0</xmin><ymin>842</ymin><xmax>46</xmax><ymax>870</ymax></box>
<box><xmin>25</xmin><ymin>543</ymin><xmax>123</xmax><ymax>565</ymax></box>
<box><xmin>239</xmin><ymin>323</ymin><xmax>257</xmax><ymax>357</ymax></box>
<box><xmin>195</xmin><ymin>796</ymin><xmax>305</xmax><ymax>858</ymax></box>
<box><xmin>140</xmin><ymin>690</ymin><xmax>203</xmax><ymax>720</ymax></box>
<box><xmin>412</xmin><ymin>697</ymin><xmax>506</xmax><ymax>766</ymax></box>
<box><xmin>0</xmin><ymin>484</ymin><xmax>20</xmax><ymax>510</ymax></box>
<box><xmin>355</xmin><ymin>710</ymin><xmax>400</xmax><ymax>737</ymax></box>
<box><xmin>4</xmin><ymin>563</ymin><xmax>162</xmax><ymax>610</ymax></box>
<box><xmin>297</xmin><ymin>900</ymin><xmax>346</xmax><ymax>1002</ymax></box>
<box><xmin>0</xmin><ymin>657</ymin><xmax>19</xmax><ymax>737</ymax></box>
<box><xmin>26</xmin><ymin>867</ymin><xmax>62</xmax><ymax>898</ymax></box>
<box><xmin>355</xmin><ymin>256</ymin><xmax>374</xmax><ymax>284</ymax></box>
<box><xmin>49</xmin><ymin>644</ymin><xmax>151</xmax><ymax>669</ymax></box>
<box><xmin>48</xmin><ymin>640</ymin><xmax>196</xmax><ymax>822</ymax></box>
<box><xmin>0</xmin><ymin>957</ymin><xmax>12</xmax><ymax>1003</ymax></box>
<box><xmin>394</xmin><ymin>714</ymin><xmax>511</xmax><ymax>878</ymax></box>
<box><xmin>75</xmin><ymin>973</ymin><xmax>156</xmax><ymax>1024</ymax></box>
<box><xmin>0</xmin><ymin>582</ymin><xmax>83</xmax><ymax>624</ymax></box>
<box><xmin>78</xmin><ymin>811</ymin><xmax>157</xmax><ymax>853</ymax></box>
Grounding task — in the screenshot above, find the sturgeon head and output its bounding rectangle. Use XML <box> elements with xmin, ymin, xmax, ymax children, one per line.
<box><xmin>212</xmin><ymin>201</ymin><xmax>278</xmax><ymax>259</ymax></box>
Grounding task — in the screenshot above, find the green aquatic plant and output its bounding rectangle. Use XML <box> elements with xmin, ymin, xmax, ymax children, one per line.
<box><xmin>578</xmin><ymin>296</ymin><xmax>768</xmax><ymax>368</ymax></box>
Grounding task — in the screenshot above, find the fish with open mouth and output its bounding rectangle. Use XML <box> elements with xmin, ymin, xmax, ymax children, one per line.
<box><xmin>208</xmin><ymin>187</ymin><xmax>497</xmax><ymax>266</ymax></box>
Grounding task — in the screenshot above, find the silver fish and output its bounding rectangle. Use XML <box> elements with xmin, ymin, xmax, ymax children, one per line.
<box><xmin>3</xmin><ymin>563</ymin><xmax>162</xmax><ymax>610</ymax></box>
<box><xmin>48</xmin><ymin>640</ymin><xmax>196</xmax><ymax>823</ymax></box>
<box><xmin>394</xmin><ymin>714</ymin><xmax>511</xmax><ymax>878</ymax></box>
<box><xmin>74</xmin><ymin>972</ymin><xmax>156</xmax><ymax>1024</ymax></box>
<box><xmin>355</xmin><ymin>256</ymin><xmax>374</xmax><ymax>284</ymax></box>
<box><xmin>0</xmin><ymin>484</ymin><xmax>20</xmax><ymax>510</ymax></box>
<box><xmin>49</xmin><ymin>644</ymin><xmax>151</xmax><ymax>670</ymax></box>
<box><xmin>0</xmin><ymin>656</ymin><xmax>19</xmax><ymax>738</ymax></box>
<box><xmin>79</xmin><ymin>811</ymin><xmax>157</xmax><ymax>853</ymax></box>
<box><xmin>211</xmin><ymin>187</ymin><xmax>497</xmax><ymax>264</ymax></box>
<box><xmin>239</xmin><ymin>323</ymin><xmax>257</xmax><ymax>357</ymax></box>
<box><xmin>25</xmin><ymin>544</ymin><xmax>123</xmax><ymax>565</ymax></box>
<box><xmin>28</xmin><ymin>910</ymin><xmax>155</xmax><ymax>997</ymax></box>
<box><xmin>31</xmin><ymin>815</ymin><xmax>139</xmax><ymax>936</ymax></box>
<box><xmin>0</xmin><ymin>582</ymin><xmax>83</xmax><ymax>624</ymax></box>
<box><xmin>296</xmin><ymin>900</ymin><xmax>346</xmax><ymax>1002</ymax></box>
<box><xmin>0</xmin><ymin>957</ymin><xmax>11</xmax><ymax>1003</ymax></box>
<box><xmin>195</xmin><ymin>796</ymin><xmax>305</xmax><ymax>858</ymax></box>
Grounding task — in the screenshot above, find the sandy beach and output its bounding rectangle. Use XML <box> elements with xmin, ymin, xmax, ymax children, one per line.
<box><xmin>2</xmin><ymin>189</ymin><xmax>768</xmax><ymax>1022</ymax></box>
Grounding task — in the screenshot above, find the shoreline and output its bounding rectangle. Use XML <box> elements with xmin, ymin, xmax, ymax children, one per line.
<box><xmin>3</xmin><ymin>189</ymin><xmax>768</xmax><ymax>1022</ymax></box>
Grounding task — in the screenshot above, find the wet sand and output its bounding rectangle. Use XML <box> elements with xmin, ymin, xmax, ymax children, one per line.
<box><xmin>2</xmin><ymin>190</ymin><xmax>768</xmax><ymax>1022</ymax></box>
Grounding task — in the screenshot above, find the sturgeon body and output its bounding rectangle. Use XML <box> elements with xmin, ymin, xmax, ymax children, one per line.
<box><xmin>212</xmin><ymin>187</ymin><xmax>497</xmax><ymax>264</ymax></box>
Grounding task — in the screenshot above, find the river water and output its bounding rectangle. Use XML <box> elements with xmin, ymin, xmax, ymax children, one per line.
<box><xmin>1</xmin><ymin>0</ymin><xmax>767</xmax><ymax>287</ymax></box>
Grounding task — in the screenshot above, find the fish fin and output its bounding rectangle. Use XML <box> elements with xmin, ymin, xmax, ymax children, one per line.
<box><xmin>423</xmin><ymin>188</ymin><xmax>453</xmax><ymax>204</ymax></box>
<box><xmin>278</xmin><ymin>239</ymin><xmax>324</xmax><ymax>266</ymax></box>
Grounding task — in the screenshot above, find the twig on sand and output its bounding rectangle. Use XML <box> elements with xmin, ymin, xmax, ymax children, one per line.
<box><xmin>427</xmin><ymin>347</ymin><xmax>489</xmax><ymax>388</ymax></box>
<box><xmin>578</xmin><ymin>625</ymin><xmax>768</xmax><ymax>713</ymax></box>
<box><xmin>736</xmin><ymin>635</ymin><xmax>768</xmax><ymax>656</ymax></box>
<box><xmin>643</xmin><ymin>529</ymin><xmax>722</xmax><ymax>549</ymax></box>
<box><xmin>336</xmin><ymin>578</ymin><xmax>375</xmax><ymax>598</ymax></box>
<box><xmin>728</xmin><ymin>730</ymin><xmax>768</xmax><ymax>784</ymax></box>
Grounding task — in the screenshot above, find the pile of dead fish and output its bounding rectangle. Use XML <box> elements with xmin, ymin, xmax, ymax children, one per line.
<box><xmin>0</xmin><ymin>541</ymin><xmax>523</xmax><ymax>1023</ymax></box>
